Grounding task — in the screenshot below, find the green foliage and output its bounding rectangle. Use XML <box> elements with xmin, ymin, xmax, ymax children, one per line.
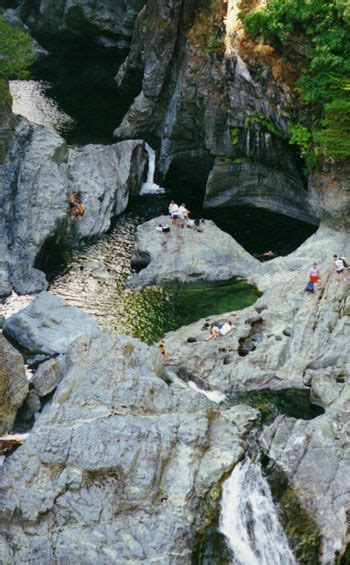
<box><xmin>288</xmin><ymin>123</ymin><xmax>318</xmax><ymax>171</ymax></box>
<box><xmin>240</xmin><ymin>0</ymin><xmax>350</xmax><ymax>164</ymax></box>
<box><xmin>245</xmin><ymin>113</ymin><xmax>286</xmax><ymax>139</ymax></box>
<box><xmin>0</xmin><ymin>13</ymin><xmax>34</xmax><ymax>80</ymax></box>
<box><xmin>230</xmin><ymin>127</ymin><xmax>239</xmax><ymax>148</ymax></box>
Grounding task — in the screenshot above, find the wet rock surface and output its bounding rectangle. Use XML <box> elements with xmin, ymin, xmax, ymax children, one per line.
<box><xmin>0</xmin><ymin>116</ymin><xmax>147</xmax><ymax>297</ymax></box>
<box><xmin>0</xmin><ymin>334</ymin><xmax>28</xmax><ymax>435</ymax></box>
<box><xmin>127</xmin><ymin>215</ymin><xmax>260</xmax><ymax>288</ymax></box>
<box><xmin>0</xmin><ymin>330</ymin><xmax>258</xmax><ymax>563</ymax></box>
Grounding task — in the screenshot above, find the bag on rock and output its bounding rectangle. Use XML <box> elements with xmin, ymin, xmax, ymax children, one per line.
<box><xmin>305</xmin><ymin>281</ymin><xmax>314</xmax><ymax>293</ymax></box>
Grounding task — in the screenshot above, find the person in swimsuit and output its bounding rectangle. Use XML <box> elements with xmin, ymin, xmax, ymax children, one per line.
<box><xmin>68</xmin><ymin>192</ymin><xmax>78</xmax><ymax>220</ymax></box>
<box><xmin>205</xmin><ymin>320</ymin><xmax>234</xmax><ymax>341</ymax></box>
<box><xmin>309</xmin><ymin>263</ymin><xmax>321</xmax><ymax>289</ymax></box>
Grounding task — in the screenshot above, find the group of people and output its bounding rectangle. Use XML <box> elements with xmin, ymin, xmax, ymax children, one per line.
<box><xmin>168</xmin><ymin>201</ymin><xmax>191</xmax><ymax>227</ymax></box>
<box><xmin>68</xmin><ymin>192</ymin><xmax>85</xmax><ymax>221</ymax></box>
<box><xmin>307</xmin><ymin>254</ymin><xmax>348</xmax><ymax>293</ymax></box>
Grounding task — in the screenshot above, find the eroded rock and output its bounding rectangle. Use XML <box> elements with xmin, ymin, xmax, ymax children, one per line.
<box><xmin>0</xmin><ymin>330</ymin><xmax>258</xmax><ymax>562</ymax></box>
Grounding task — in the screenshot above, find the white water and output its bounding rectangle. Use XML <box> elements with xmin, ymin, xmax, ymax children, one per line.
<box><xmin>140</xmin><ymin>144</ymin><xmax>165</xmax><ymax>195</ymax></box>
<box><xmin>219</xmin><ymin>457</ymin><xmax>296</xmax><ymax>565</ymax></box>
<box><xmin>188</xmin><ymin>381</ymin><xmax>226</xmax><ymax>404</ymax></box>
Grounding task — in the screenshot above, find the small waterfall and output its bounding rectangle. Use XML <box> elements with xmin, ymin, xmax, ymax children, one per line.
<box><xmin>188</xmin><ymin>381</ymin><xmax>226</xmax><ymax>404</ymax></box>
<box><xmin>219</xmin><ymin>456</ymin><xmax>296</xmax><ymax>565</ymax></box>
<box><xmin>140</xmin><ymin>144</ymin><xmax>165</xmax><ymax>195</ymax></box>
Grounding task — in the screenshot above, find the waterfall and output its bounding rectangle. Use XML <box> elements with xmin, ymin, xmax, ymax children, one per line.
<box><xmin>219</xmin><ymin>457</ymin><xmax>296</xmax><ymax>565</ymax></box>
<box><xmin>140</xmin><ymin>144</ymin><xmax>165</xmax><ymax>195</ymax></box>
<box><xmin>188</xmin><ymin>380</ymin><xmax>226</xmax><ymax>404</ymax></box>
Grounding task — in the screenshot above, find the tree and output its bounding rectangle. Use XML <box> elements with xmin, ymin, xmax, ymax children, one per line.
<box><xmin>0</xmin><ymin>13</ymin><xmax>34</xmax><ymax>80</ymax></box>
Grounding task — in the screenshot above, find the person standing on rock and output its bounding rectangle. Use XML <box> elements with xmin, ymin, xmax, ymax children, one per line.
<box><xmin>178</xmin><ymin>203</ymin><xmax>190</xmax><ymax>227</ymax></box>
<box><xmin>169</xmin><ymin>200</ymin><xmax>179</xmax><ymax>227</ymax></box>
<box><xmin>68</xmin><ymin>192</ymin><xmax>78</xmax><ymax>220</ymax></box>
<box><xmin>333</xmin><ymin>255</ymin><xmax>346</xmax><ymax>284</ymax></box>
<box><xmin>309</xmin><ymin>263</ymin><xmax>321</xmax><ymax>289</ymax></box>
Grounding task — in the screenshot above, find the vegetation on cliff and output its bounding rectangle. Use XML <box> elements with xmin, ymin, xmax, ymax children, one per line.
<box><xmin>240</xmin><ymin>0</ymin><xmax>350</xmax><ymax>165</ymax></box>
<box><xmin>0</xmin><ymin>13</ymin><xmax>34</xmax><ymax>80</ymax></box>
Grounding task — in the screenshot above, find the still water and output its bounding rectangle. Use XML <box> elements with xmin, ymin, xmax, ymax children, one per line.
<box><xmin>6</xmin><ymin>43</ymin><xmax>315</xmax><ymax>343</ymax></box>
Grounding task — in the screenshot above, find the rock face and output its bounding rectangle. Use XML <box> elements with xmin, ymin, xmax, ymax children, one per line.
<box><xmin>0</xmin><ymin>334</ymin><xmax>28</xmax><ymax>435</ymax></box>
<box><xmin>3</xmin><ymin>291</ymin><xmax>99</xmax><ymax>356</ymax></box>
<box><xmin>0</xmin><ymin>329</ymin><xmax>258</xmax><ymax>562</ymax></box>
<box><xmin>127</xmin><ymin>215</ymin><xmax>260</xmax><ymax>288</ymax></box>
<box><xmin>114</xmin><ymin>0</ymin><xmax>315</xmax><ymax>223</ymax></box>
<box><xmin>0</xmin><ymin>116</ymin><xmax>147</xmax><ymax>297</ymax></box>
<box><xmin>15</xmin><ymin>0</ymin><xmax>145</xmax><ymax>47</ymax></box>
<box><xmin>308</xmin><ymin>162</ymin><xmax>350</xmax><ymax>230</ymax></box>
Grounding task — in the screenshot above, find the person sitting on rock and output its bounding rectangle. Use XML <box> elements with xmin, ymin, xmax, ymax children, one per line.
<box><xmin>159</xmin><ymin>343</ymin><xmax>169</xmax><ymax>361</ymax></box>
<box><xmin>168</xmin><ymin>200</ymin><xmax>179</xmax><ymax>227</ymax></box>
<box><xmin>68</xmin><ymin>191</ymin><xmax>78</xmax><ymax>220</ymax></box>
<box><xmin>205</xmin><ymin>320</ymin><xmax>234</xmax><ymax>341</ymax></box>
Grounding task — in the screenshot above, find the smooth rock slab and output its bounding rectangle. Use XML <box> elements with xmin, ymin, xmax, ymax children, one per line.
<box><xmin>3</xmin><ymin>292</ymin><xmax>99</xmax><ymax>356</ymax></box>
<box><xmin>0</xmin><ymin>334</ymin><xmax>28</xmax><ymax>435</ymax></box>
<box><xmin>127</xmin><ymin>215</ymin><xmax>260</xmax><ymax>288</ymax></box>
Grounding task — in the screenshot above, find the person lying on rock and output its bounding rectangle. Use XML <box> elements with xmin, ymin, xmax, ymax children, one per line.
<box><xmin>168</xmin><ymin>200</ymin><xmax>179</xmax><ymax>227</ymax></box>
<box><xmin>156</xmin><ymin>223</ymin><xmax>170</xmax><ymax>233</ymax></box>
<box><xmin>205</xmin><ymin>320</ymin><xmax>235</xmax><ymax>341</ymax></box>
<box><xmin>159</xmin><ymin>343</ymin><xmax>169</xmax><ymax>361</ymax></box>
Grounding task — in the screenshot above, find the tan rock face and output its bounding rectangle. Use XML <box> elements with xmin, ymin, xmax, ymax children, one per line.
<box><xmin>308</xmin><ymin>164</ymin><xmax>350</xmax><ymax>229</ymax></box>
<box><xmin>0</xmin><ymin>334</ymin><xmax>27</xmax><ymax>435</ymax></box>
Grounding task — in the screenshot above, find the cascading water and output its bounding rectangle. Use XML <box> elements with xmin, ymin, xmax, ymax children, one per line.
<box><xmin>140</xmin><ymin>144</ymin><xmax>165</xmax><ymax>195</ymax></box>
<box><xmin>187</xmin><ymin>381</ymin><xmax>226</xmax><ymax>403</ymax></box>
<box><xmin>219</xmin><ymin>455</ymin><xmax>296</xmax><ymax>565</ymax></box>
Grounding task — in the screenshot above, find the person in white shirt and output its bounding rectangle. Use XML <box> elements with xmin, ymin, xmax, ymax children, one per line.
<box><xmin>205</xmin><ymin>320</ymin><xmax>235</xmax><ymax>341</ymax></box>
<box><xmin>177</xmin><ymin>203</ymin><xmax>190</xmax><ymax>225</ymax></box>
<box><xmin>168</xmin><ymin>200</ymin><xmax>179</xmax><ymax>227</ymax></box>
<box><xmin>333</xmin><ymin>254</ymin><xmax>346</xmax><ymax>283</ymax></box>
<box><xmin>308</xmin><ymin>263</ymin><xmax>321</xmax><ymax>290</ymax></box>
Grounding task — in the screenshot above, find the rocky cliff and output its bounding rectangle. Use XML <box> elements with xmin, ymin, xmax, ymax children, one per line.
<box><xmin>113</xmin><ymin>0</ymin><xmax>315</xmax><ymax>223</ymax></box>
<box><xmin>0</xmin><ymin>116</ymin><xmax>147</xmax><ymax>297</ymax></box>
<box><xmin>9</xmin><ymin>0</ymin><xmax>145</xmax><ymax>47</ymax></box>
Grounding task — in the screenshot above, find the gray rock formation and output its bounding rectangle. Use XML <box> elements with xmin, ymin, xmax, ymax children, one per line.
<box><xmin>162</xmin><ymin>226</ymin><xmax>349</xmax><ymax>395</ymax></box>
<box><xmin>114</xmin><ymin>0</ymin><xmax>315</xmax><ymax>223</ymax></box>
<box><xmin>30</xmin><ymin>356</ymin><xmax>66</xmax><ymax>397</ymax></box>
<box><xmin>0</xmin><ymin>334</ymin><xmax>28</xmax><ymax>435</ymax></box>
<box><xmin>3</xmin><ymin>291</ymin><xmax>99</xmax><ymax>356</ymax></box>
<box><xmin>0</xmin><ymin>116</ymin><xmax>147</xmax><ymax>297</ymax></box>
<box><xmin>15</xmin><ymin>0</ymin><xmax>145</xmax><ymax>47</ymax></box>
<box><xmin>308</xmin><ymin>162</ymin><xmax>350</xmax><ymax>230</ymax></box>
<box><xmin>0</xmin><ymin>330</ymin><xmax>258</xmax><ymax>562</ymax></box>
<box><xmin>127</xmin><ymin>215</ymin><xmax>260</xmax><ymax>288</ymax></box>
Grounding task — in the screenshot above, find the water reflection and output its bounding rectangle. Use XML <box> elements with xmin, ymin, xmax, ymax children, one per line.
<box><xmin>10</xmin><ymin>80</ymin><xmax>74</xmax><ymax>133</ymax></box>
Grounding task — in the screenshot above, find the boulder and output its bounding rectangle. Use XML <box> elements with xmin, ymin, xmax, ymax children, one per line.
<box><xmin>0</xmin><ymin>330</ymin><xmax>258</xmax><ymax>562</ymax></box>
<box><xmin>127</xmin><ymin>215</ymin><xmax>260</xmax><ymax>288</ymax></box>
<box><xmin>0</xmin><ymin>117</ymin><xmax>148</xmax><ymax>296</ymax></box>
<box><xmin>0</xmin><ymin>334</ymin><xmax>28</xmax><ymax>435</ymax></box>
<box><xmin>31</xmin><ymin>356</ymin><xmax>66</xmax><ymax>397</ymax></box>
<box><xmin>3</xmin><ymin>292</ymin><xmax>100</xmax><ymax>356</ymax></box>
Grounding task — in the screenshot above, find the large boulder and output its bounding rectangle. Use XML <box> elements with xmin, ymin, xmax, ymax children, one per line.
<box><xmin>127</xmin><ymin>215</ymin><xmax>260</xmax><ymax>288</ymax></box>
<box><xmin>3</xmin><ymin>292</ymin><xmax>100</xmax><ymax>356</ymax></box>
<box><xmin>0</xmin><ymin>334</ymin><xmax>28</xmax><ymax>435</ymax></box>
<box><xmin>0</xmin><ymin>330</ymin><xmax>258</xmax><ymax>562</ymax></box>
<box><xmin>0</xmin><ymin>116</ymin><xmax>147</xmax><ymax>296</ymax></box>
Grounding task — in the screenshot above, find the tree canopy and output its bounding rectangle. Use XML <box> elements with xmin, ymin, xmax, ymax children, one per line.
<box><xmin>240</xmin><ymin>0</ymin><xmax>350</xmax><ymax>165</ymax></box>
<box><xmin>0</xmin><ymin>13</ymin><xmax>34</xmax><ymax>80</ymax></box>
